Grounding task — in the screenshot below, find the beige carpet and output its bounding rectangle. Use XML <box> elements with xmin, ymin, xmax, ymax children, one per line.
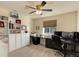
<box><xmin>8</xmin><ymin>44</ymin><xmax>64</xmax><ymax>57</ymax></box>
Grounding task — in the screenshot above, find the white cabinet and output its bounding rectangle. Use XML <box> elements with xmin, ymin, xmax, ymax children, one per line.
<box><xmin>0</xmin><ymin>40</ymin><xmax>8</xmax><ymax>57</ymax></box>
<box><xmin>21</xmin><ymin>33</ymin><xmax>30</xmax><ymax>46</ymax></box>
<box><xmin>9</xmin><ymin>34</ymin><xmax>16</xmax><ymax>52</ymax></box>
<box><xmin>15</xmin><ymin>34</ymin><xmax>21</xmax><ymax>49</ymax></box>
<box><xmin>9</xmin><ymin>33</ymin><xmax>30</xmax><ymax>52</ymax></box>
<box><xmin>25</xmin><ymin>33</ymin><xmax>30</xmax><ymax>45</ymax></box>
<box><xmin>21</xmin><ymin>33</ymin><xmax>26</xmax><ymax>47</ymax></box>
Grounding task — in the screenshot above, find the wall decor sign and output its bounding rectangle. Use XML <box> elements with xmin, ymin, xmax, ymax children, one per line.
<box><xmin>0</xmin><ymin>21</ymin><xmax>4</xmax><ymax>27</ymax></box>
<box><xmin>16</xmin><ymin>19</ymin><xmax>21</xmax><ymax>24</ymax></box>
<box><xmin>0</xmin><ymin>16</ymin><xmax>8</xmax><ymax>20</ymax></box>
<box><xmin>1</xmin><ymin>16</ymin><xmax>8</xmax><ymax>20</ymax></box>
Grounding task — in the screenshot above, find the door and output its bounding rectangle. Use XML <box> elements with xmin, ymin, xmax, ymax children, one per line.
<box><xmin>15</xmin><ymin>34</ymin><xmax>21</xmax><ymax>49</ymax></box>
<box><xmin>9</xmin><ymin>34</ymin><xmax>16</xmax><ymax>52</ymax></box>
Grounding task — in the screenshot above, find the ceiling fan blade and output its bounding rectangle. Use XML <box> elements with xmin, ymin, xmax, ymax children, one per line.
<box><xmin>42</xmin><ymin>9</ymin><xmax>52</xmax><ymax>12</ymax></box>
<box><xmin>29</xmin><ymin>11</ymin><xmax>36</xmax><ymax>14</ymax></box>
<box><xmin>25</xmin><ymin>5</ymin><xmax>36</xmax><ymax>9</ymax></box>
<box><xmin>40</xmin><ymin>1</ymin><xmax>46</xmax><ymax>7</ymax></box>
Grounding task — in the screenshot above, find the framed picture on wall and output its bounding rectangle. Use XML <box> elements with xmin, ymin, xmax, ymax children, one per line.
<box><xmin>0</xmin><ymin>21</ymin><xmax>4</xmax><ymax>27</ymax></box>
<box><xmin>1</xmin><ymin>16</ymin><xmax>8</xmax><ymax>20</ymax></box>
<box><xmin>16</xmin><ymin>19</ymin><xmax>21</xmax><ymax>24</ymax></box>
<box><xmin>0</xmin><ymin>16</ymin><xmax>8</xmax><ymax>20</ymax></box>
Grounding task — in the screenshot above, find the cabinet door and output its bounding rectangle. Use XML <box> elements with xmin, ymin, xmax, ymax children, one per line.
<box><xmin>9</xmin><ymin>34</ymin><xmax>16</xmax><ymax>52</ymax></box>
<box><xmin>21</xmin><ymin>33</ymin><xmax>26</xmax><ymax>47</ymax></box>
<box><xmin>25</xmin><ymin>33</ymin><xmax>30</xmax><ymax>45</ymax></box>
<box><xmin>15</xmin><ymin>34</ymin><xmax>21</xmax><ymax>49</ymax></box>
<box><xmin>0</xmin><ymin>40</ymin><xmax>8</xmax><ymax>57</ymax></box>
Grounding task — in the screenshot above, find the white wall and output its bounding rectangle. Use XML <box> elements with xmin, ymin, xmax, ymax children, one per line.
<box><xmin>21</xmin><ymin>15</ymin><xmax>34</xmax><ymax>33</ymax></box>
<box><xmin>77</xmin><ymin>9</ymin><xmax>79</xmax><ymax>32</ymax></box>
<box><xmin>0</xmin><ymin>7</ymin><xmax>9</xmax><ymax>16</ymax></box>
<box><xmin>33</xmin><ymin>11</ymin><xmax>77</xmax><ymax>34</ymax></box>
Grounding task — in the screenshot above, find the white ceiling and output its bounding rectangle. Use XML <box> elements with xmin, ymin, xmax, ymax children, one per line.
<box><xmin>0</xmin><ymin>1</ymin><xmax>79</xmax><ymax>18</ymax></box>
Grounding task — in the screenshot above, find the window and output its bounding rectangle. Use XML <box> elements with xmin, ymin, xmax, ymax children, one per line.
<box><xmin>43</xmin><ymin>27</ymin><xmax>56</xmax><ymax>34</ymax></box>
<box><xmin>45</xmin><ymin>27</ymin><xmax>49</xmax><ymax>33</ymax></box>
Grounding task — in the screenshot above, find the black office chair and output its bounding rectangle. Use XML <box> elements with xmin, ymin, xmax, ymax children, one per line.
<box><xmin>61</xmin><ymin>32</ymin><xmax>76</xmax><ymax>57</ymax></box>
<box><xmin>73</xmin><ymin>32</ymin><xmax>79</xmax><ymax>56</ymax></box>
<box><xmin>74</xmin><ymin>32</ymin><xmax>79</xmax><ymax>43</ymax></box>
<box><xmin>45</xmin><ymin>32</ymin><xmax>63</xmax><ymax>51</ymax></box>
<box><xmin>53</xmin><ymin>31</ymin><xmax>63</xmax><ymax>50</ymax></box>
<box><xmin>52</xmin><ymin>35</ymin><xmax>63</xmax><ymax>51</ymax></box>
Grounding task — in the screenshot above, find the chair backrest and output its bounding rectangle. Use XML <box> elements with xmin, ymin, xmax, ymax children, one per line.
<box><xmin>74</xmin><ymin>32</ymin><xmax>79</xmax><ymax>42</ymax></box>
<box><xmin>76</xmin><ymin>32</ymin><xmax>79</xmax><ymax>39</ymax></box>
<box><xmin>52</xmin><ymin>35</ymin><xmax>62</xmax><ymax>45</ymax></box>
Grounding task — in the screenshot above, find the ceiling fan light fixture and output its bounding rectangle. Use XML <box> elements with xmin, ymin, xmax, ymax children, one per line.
<box><xmin>26</xmin><ymin>1</ymin><xmax>52</xmax><ymax>15</ymax></box>
<box><xmin>36</xmin><ymin>10</ymin><xmax>42</xmax><ymax>15</ymax></box>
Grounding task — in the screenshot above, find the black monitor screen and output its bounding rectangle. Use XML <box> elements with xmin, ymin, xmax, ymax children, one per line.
<box><xmin>54</xmin><ymin>31</ymin><xmax>62</xmax><ymax>37</ymax></box>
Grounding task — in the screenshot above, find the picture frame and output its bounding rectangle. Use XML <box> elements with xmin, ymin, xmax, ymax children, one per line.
<box><xmin>0</xmin><ymin>21</ymin><xmax>4</xmax><ymax>27</ymax></box>
<box><xmin>1</xmin><ymin>16</ymin><xmax>8</xmax><ymax>20</ymax></box>
<box><xmin>0</xmin><ymin>16</ymin><xmax>8</xmax><ymax>20</ymax></box>
<box><xmin>16</xmin><ymin>19</ymin><xmax>21</xmax><ymax>24</ymax></box>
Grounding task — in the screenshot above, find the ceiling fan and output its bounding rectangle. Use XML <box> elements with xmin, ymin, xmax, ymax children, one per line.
<box><xmin>25</xmin><ymin>1</ymin><xmax>52</xmax><ymax>15</ymax></box>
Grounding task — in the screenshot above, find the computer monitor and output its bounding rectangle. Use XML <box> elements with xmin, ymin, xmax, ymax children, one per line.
<box><xmin>54</xmin><ymin>31</ymin><xmax>62</xmax><ymax>37</ymax></box>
